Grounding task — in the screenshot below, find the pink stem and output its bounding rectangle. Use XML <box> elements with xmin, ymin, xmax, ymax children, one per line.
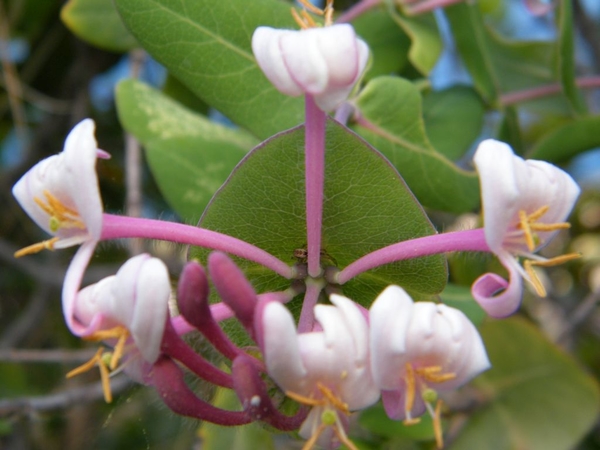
<box><xmin>305</xmin><ymin>95</ymin><xmax>327</xmax><ymax>278</ymax></box>
<box><xmin>402</xmin><ymin>0</ymin><xmax>465</xmax><ymax>15</ymax></box>
<box><xmin>335</xmin><ymin>228</ymin><xmax>489</xmax><ymax>284</ymax></box>
<box><xmin>500</xmin><ymin>76</ymin><xmax>600</xmax><ymax>106</ymax></box>
<box><xmin>100</xmin><ymin>214</ymin><xmax>293</xmax><ymax>279</ymax></box>
<box><xmin>297</xmin><ymin>278</ymin><xmax>325</xmax><ymax>333</ymax></box>
<box><xmin>336</xmin><ymin>0</ymin><xmax>382</xmax><ymax>23</ymax></box>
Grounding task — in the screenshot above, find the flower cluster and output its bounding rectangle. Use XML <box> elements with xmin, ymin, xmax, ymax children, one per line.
<box><xmin>11</xmin><ymin>5</ymin><xmax>582</xmax><ymax>449</ymax></box>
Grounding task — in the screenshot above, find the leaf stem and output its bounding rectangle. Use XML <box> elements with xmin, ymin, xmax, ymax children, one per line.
<box><xmin>298</xmin><ymin>277</ymin><xmax>325</xmax><ymax>333</ymax></box>
<box><xmin>100</xmin><ymin>214</ymin><xmax>293</xmax><ymax>279</ymax></box>
<box><xmin>500</xmin><ymin>76</ymin><xmax>600</xmax><ymax>106</ymax></box>
<box><xmin>334</xmin><ymin>228</ymin><xmax>489</xmax><ymax>284</ymax></box>
<box><xmin>335</xmin><ymin>0</ymin><xmax>382</xmax><ymax>23</ymax></box>
<box><xmin>305</xmin><ymin>95</ymin><xmax>327</xmax><ymax>277</ymax></box>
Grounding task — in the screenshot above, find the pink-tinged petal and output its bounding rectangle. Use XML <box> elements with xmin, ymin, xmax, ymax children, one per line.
<box><xmin>12</xmin><ymin>119</ymin><xmax>104</xmax><ymax>245</ymax></box>
<box><xmin>129</xmin><ymin>257</ymin><xmax>170</xmax><ymax>363</ymax></box>
<box><xmin>474</xmin><ymin>139</ymin><xmax>580</xmax><ymax>253</ymax></box>
<box><xmin>252</xmin><ymin>28</ymin><xmax>303</xmax><ymax>96</ymax></box>
<box><xmin>109</xmin><ymin>254</ymin><xmax>150</xmax><ymax>326</ymax></box>
<box><xmin>262</xmin><ymin>301</ymin><xmax>308</xmax><ymax>393</ymax></box>
<box><xmin>381</xmin><ymin>388</ymin><xmax>426</xmax><ymax>421</ymax></box>
<box><xmin>472</xmin><ymin>259</ymin><xmax>523</xmax><ymax>318</ymax></box>
<box><xmin>329</xmin><ymin>294</ymin><xmax>369</xmax><ymax>366</ymax></box>
<box><xmin>62</xmin><ymin>240</ymin><xmax>98</xmax><ymax>335</ymax></box>
<box><xmin>280</xmin><ymin>29</ymin><xmax>329</xmax><ymax>95</ymax></box>
<box><xmin>72</xmin><ymin>276</ymin><xmax>117</xmax><ymax>331</ymax></box>
<box><xmin>63</xmin><ymin>119</ymin><xmax>103</xmax><ymax>241</ymax></box>
<box><xmin>473</xmin><ymin>140</ymin><xmax>521</xmax><ymax>253</ymax></box>
<box><xmin>252</xmin><ymin>24</ymin><xmax>369</xmax><ymax>111</ymax></box>
<box><xmin>369</xmin><ymin>285</ymin><xmax>414</xmax><ymax>389</ymax></box>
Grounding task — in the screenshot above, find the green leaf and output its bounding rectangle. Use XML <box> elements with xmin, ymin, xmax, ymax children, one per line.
<box><xmin>352</xmin><ymin>8</ymin><xmax>411</xmax><ymax>80</ymax></box>
<box><xmin>192</xmin><ymin>119</ymin><xmax>447</xmax><ymax>305</ymax></box>
<box><xmin>450</xmin><ymin>318</ymin><xmax>600</xmax><ymax>450</ymax></box>
<box><xmin>387</xmin><ymin>5</ymin><xmax>442</xmax><ymax>75</ymax></box>
<box><xmin>200</xmin><ymin>387</ymin><xmax>275</xmax><ymax>450</ymax></box>
<box><xmin>446</xmin><ymin>2</ymin><xmax>572</xmax><ymax>115</ymax></box>
<box><xmin>422</xmin><ymin>86</ymin><xmax>485</xmax><ymax>161</ymax></box>
<box><xmin>354</xmin><ymin>76</ymin><xmax>480</xmax><ymax>213</ymax></box>
<box><xmin>360</xmin><ymin>403</ymin><xmax>437</xmax><ymax>441</ymax></box>
<box><xmin>113</xmin><ymin>0</ymin><xmax>304</xmax><ymax>139</ymax></box>
<box><xmin>115</xmin><ymin>79</ymin><xmax>257</xmax><ymax>222</ymax></box>
<box><xmin>527</xmin><ymin>115</ymin><xmax>600</xmax><ymax>163</ymax></box>
<box><xmin>61</xmin><ymin>0</ymin><xmax>137</xmax><ymax>52</ymax></box>
<box><xmin>555</xmin><ymin>0</ymin><xmax>587</xmax><ymax>115</ymax></box>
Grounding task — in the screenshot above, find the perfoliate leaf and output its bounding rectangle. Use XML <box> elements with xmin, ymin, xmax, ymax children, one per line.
<box><xmin>61</xmin><ymin>0</ymin><xmax>137</xmax><ymax>52</ymax></box>
<box><xmin>192</xmin><ymin>119</ymin><xmax>447</xmax><ymax>306</ymax></box>
<box><xmin>354</xmin><ymin>76</ymin><xmax>480</xmax><ymax>213</ymax></box>
<box><xmin>115</xmin><ymin>79</ymin><xmax>257</xmax><ymax>222</ymax></box>
<box><xmin>114</xmin><ymin>0</ymin><xmax>304</xmax><ymax>139</ymax></box>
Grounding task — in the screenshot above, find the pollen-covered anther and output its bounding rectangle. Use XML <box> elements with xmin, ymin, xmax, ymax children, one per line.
<box><xmin>83</xmin><ymin>325</ymin><xmax>130</xmax><ymax>370</ymax></box>
<box><xmin>14</xmin><ymin>237</ymin><xmax>60</xmax><ymax>258</ymax></box>
<box><xmin>35</xmin><ymin>190</ymin><xmax>86</xmax><ymax>231</ymax></box>
<box><xmin>517</xmin><ymin>206</ymin><xmax>571</xmax><ymax>252</ymax></box>
<box><xmin>524</xmin><ymin>253</ymin><xmax>581</xmax><ymax>296</ymax></box>
<box><xmin>415</xmin><ymin>366</ymin><xmax>457</xmax><ymax>383</ymax></box>
<box><xmin>292</xmin><ymin>0</ymin><xmax>334</xmax><ymax>28</ymax></box>
<box><xmin>66</xmin><ymin>346</ymin><xmax>114</xmax><ymax>403</ymax></box>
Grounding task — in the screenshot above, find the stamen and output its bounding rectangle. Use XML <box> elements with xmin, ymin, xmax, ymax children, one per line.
<box><xmin>332</xmin><ymin>424</ymin><xmax>359</xmax><ymax>450</ymax></box>
<box><xmin>415</xmin><ymin>366</ymin><xmax>456</xmax><ymax>384</ymax></box>
<box><xmin>301</xmin><ymin>10</ymin><xmax>318</xmax><ymax>28</ymax></box>
<box><xmin>518</xmin><ymin>210</ymin><xmax>535</xmax><ymax>252</ymax></box>
<box><xmin>317</xmin><ymin>382</ymin><xmax>349</xmax><ymax>415</ymax></box>
<box><xmin>34</xmin><ymin>190</ymin><xmax>85</xmax><ymax>231</ymax></box>
<box><xmin>529</xmin><ymin>222</ymin><xmax>571</xmax><ymax>232</ymax></box>
<box><xmin>83</xmin><ymin>326</ymin><xmax>130</xmax><ymax>371</ymax></box>
<box><xmin>286</xmin><ymin>390</ymin><xmax>323</xmax><ymax>407</ymax></box>
<box><xmin>301</xmin><ymin>423</ymin><xmax>328</xmax><ymax>450</ymax></box>
<box><xmin>14</xmin><ymin>237</ymin><xmax>59</xmax><ymax>258</ymax></box>
<box><xmin>433</xmin><ymin>400</ymin><xmax>443</xmax><ymax>449</ymax></box>
<box><xmin>524</xmin><ymin>253</ymin><xmax>581</xmax><ymax>297</ymax></box>
<box><xmin>291</xmin><ymin>8</ymin><xmax>309</xmax><ymax>29</ymax></box>
<box><xmin>527</xmin><ymin>205</ymin><xmax>550</xmax><ymax>221</ymax></box>
<box><xmin>403</xmin><ymin>363</ymin><xmax>417</xmax><ymax>424</ymax></box>
<box><xmin>66</xmin><ymin>347</ymin><xmax>113</xmax><ymax>403</ymax></box>
<box><xmin>324</xmin><ymin>0</ymin><xmax>334</xmax><ymax>26</ymax></box>
<box><xmin>298</xmin><ymin>0</ymin><xmax>325</xmax><ymax>16</ymax></box>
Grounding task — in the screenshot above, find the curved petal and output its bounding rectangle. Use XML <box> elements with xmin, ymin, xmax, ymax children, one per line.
<box><xmin>472</xmin><ymin>261</ymin><xmax>523</xmax><ymax>318</ymax></box>
<box><xmin>252</xmin><ymin>27</ymin><xmax>303</xmax><ymax>96</ymax></box>
<box><xmin>62</xmin><ymin>240</ymin><xmax>98</xmax><ymax>335</ymax></box>
<box><xmin>130</xmin><ymin>257</ymin><xmax>171</xmax><ymax>363</ymax></box>
<box><xmin>262</xmin><ymin>301</ymin><xmax>308</xmax><ymax>393</ymax></box>
<box><xmin>280</xmin><ymin>28</ymin><xmax>329</xmax><ymax>95</ymax></box>
<box><xmin>473</xmin><ymin>140</ymin><xmax>521</xmax><ymax>253</ymax></box>
<box><xmin>63</xmin><ymin>119</ymin><xmax>103</xmax><ymax>241</ymax></box>
<box><xmin>369</xmin><ymin>285</ymin><xmax>414</xmax><ymax>390</ymax></box>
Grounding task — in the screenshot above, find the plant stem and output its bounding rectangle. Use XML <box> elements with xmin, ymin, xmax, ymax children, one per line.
<box><xmin>101</xmin><ymin>214</ymin><xmax>293</xmax><ymax>279</ymax></box>
<box><xmin>297</xmin><ymin>277</ymin><xmax>325</xmax><ymax>333</ymax></box>
<box><xmin>500</xmin><ymin>76</ymin><xmax>600</xmax><ymax>105</ymax></box>
<box><xmin>305</xmin><ymin>95</ymin><xmax>327</xmax><ymax>277</ymax></box>
<box><xmin>335</xmin><ymin>228</ymin><xmax>489</xmax><ymax>284</ymax></box>
<box><xmin>336</xmin><ymin>0</ymin><xmax>382</xmax><ymax>23</ymax></box>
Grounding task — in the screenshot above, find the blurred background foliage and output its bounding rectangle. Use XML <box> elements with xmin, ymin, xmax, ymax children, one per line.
<box><xmin>1</xmin><ymin>0</ymin><xmax>600</xmax><ymax>449</ymax></box>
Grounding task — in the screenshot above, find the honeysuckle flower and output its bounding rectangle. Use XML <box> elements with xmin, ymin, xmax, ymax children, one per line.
<box><xmin>370</xmin><ymin>285</ymin><xmax>490</xmax><ymax>448</ymax></box>
<box><xmin>12</xmin><ymin>118</ymin><xmax>107</xmax><ymax>257</ymax></box>
<box><xmin>257</xmin><ymin>295</ymin><xmax>379</xmax><ymax>449</ymax></box>
<box><xmin>252</xmin><ymin>23</ymin><xmax>369</xmax><ymax>111</ymax></box>
<box><xmin>472</xmin><ymin>139</ymin><xmax>580</xmax><ymax>317</ymax></box>
<box><xmin>65</xmin><ymin>253</ymin><xmax>171</xmax><ymax>402</ymax></box>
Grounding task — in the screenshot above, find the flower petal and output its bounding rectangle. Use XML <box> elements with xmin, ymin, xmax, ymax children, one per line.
<box><xmin>472</xmin><ymin>258</ymin><xmax>523</xmax><ymax>318</ymax></box>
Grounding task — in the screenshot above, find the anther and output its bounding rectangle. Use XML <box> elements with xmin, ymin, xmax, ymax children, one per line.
<box><xmin>14</xmin><ymin>237</ymin><xmax>60</xmax><ymax>258</ymax></box>
<box><xmin>66</xmin><ymin>347</ymin><xmax>113</xmax><ymax>403</ymax></box>
<box><xmin>524</xmin><ymin>253</ymin><xmax>581</xmax><ymax>297</ymax></box>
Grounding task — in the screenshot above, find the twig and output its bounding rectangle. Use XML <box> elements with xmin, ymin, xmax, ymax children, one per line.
<box><xmin>0</xmin><ymin>374</ymin><xmax>133</xmax><ymax>418</ymax></box>
<box><xmin>0</xmin><ymin>73</ymin><xmax>72</xmax><ymax>114</ymax></box>
<box><xmin>0</xmin><ymin>287</ymin><xmax>49</xmax><ymax>348</ymax></box>
<box><xmin>573</xmin><ymin>0</ymin><xmax>600</xmax><ymax>73</ymax></box>
<box><xmin>125</xmin><ymin>49</ymin><xmax>146</xmax><ymax>256</ymax></box>
<box><xmin>556</xmin><ymin>290</ymin><xmax>600</xmax><ymax>344</ymax></box>
<box><xmin>0</xmin><ymin>348</ymin><xmax>98</xmax><ymax>363</ymax></box>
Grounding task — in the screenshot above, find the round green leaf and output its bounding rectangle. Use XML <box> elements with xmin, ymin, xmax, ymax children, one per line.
<box><xmin>192</xmin><ymin>119</ymin><xmax>447</xmax><ymax>305</ymax></box>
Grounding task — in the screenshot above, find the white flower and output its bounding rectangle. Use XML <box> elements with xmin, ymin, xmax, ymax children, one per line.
<box><xmin>252</xmin><ymin>24</ymin><xmax>369</xmax><ymax>111</ymax></box>
<box><xmin>472</xmin><ymin>139</ymin><xmax>580</xmax><ymax>317</ymax></box>
<box><xmin>259</xmin><ymin>295</ymin><xmax>379</xmax><ymax>449</ymax></box>
<box><xmin>12</xmin><ymin>119</ymin><xmax>107</xmax><ymax>256</ymax></box>
<box><xmin>65</xmin><ymin>254</ymin><xmax>171</xmax><ymax>402</ymax></box>
<box><xmin>370</xmin><ymin>286</ymin><xmax>490</xmax><ymax>447</ymax></box>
